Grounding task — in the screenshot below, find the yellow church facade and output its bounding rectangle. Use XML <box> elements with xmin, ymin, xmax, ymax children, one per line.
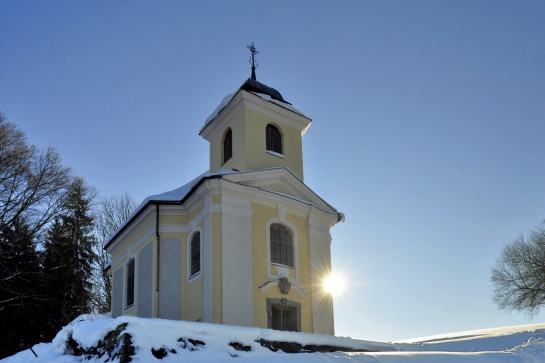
<box><xmin>105</xmin><ymin>71</ymin><xmax>343</xmax><ymax>335</ymax></box>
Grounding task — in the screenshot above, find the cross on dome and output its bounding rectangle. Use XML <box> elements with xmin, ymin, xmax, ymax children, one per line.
<box><xmin>247</xmin><ymin>42</ymin><xmax>259</xmax><ymax>80</ymax></box>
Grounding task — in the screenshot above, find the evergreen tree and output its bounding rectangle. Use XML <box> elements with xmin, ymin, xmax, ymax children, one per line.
<box><xmin>42</xmin><ymin>177</ymin><xmax>97</xmax><ymax>339</ymax></box>
<box><xmin>0</xmin><ymin>218</ymin><xmax>45</xmax><ymax>358</ymax></box>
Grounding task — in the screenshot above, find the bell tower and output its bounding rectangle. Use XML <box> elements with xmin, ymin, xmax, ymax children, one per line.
<box><xmin>199</xmin><ymin>43</ymin><xmax>311</xmax><ymax>181</ymax></box>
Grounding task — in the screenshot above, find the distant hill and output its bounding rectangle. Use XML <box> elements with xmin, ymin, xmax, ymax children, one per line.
<box><xmin>2</xmin><ymin>315</ymin><xmax>544</xmax><ymax>362</ymax></box>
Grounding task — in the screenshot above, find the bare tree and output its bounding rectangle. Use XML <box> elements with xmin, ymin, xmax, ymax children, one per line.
<box><xmin>0</xmin><ymin>113</ymin><xmax>74</xmax><ymax>356</ymax></box>
<box><xmin>91</xmin><ymin>192</ymin><xmax>137</xmax><ymax>313</ymax></box>
<box><xmin>0</xmin><ymin>112</ymin><xmax>72</xmax><ymax>237</ymax></box>
<box><xmin>0</xmin><ymin>112</ymin><xmax>72</xmax><ymax>311</ymax></box>
<box><xmin>491</xmin><ymin>222</ymin><xmax>545</xmax><ymax>316</ymax></box>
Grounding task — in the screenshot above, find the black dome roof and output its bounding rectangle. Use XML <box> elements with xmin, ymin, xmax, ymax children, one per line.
<box><xmin>239</xmin><ymin>78</ymin><xmax>291</xmax><ymax>105</ymax></box>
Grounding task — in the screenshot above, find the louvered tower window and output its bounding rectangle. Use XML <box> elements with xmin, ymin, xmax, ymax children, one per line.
<box><xmin>223</xmin><ymin>128</ymin><xmax>232</xmax><ymax>164</ymax></box>
<box><xmin>266</xmin><ymin>124</ymin><xmax>282</xmax><ymax>154</ymax></box>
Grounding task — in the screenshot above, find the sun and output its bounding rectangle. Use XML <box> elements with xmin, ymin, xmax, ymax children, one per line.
<box><xmin>323</xmin><ymin>272</ymin><xmax>346</xmax><ymax>297</ymax></box>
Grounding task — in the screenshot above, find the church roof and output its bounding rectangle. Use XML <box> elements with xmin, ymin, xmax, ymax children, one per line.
<box><xmin>199</xmin><ymin>81</ymin><xmax>306</xmax><ymax>136</ymax></box>
<box><xmin>239</xmin><ymin>78</ymin><xmax>290</xmax><ymax>104</ymax></box>
<box><xmin>105</xmin><ymin>167</ymin><xmax>341</xmax><ymax>249</ymax></box>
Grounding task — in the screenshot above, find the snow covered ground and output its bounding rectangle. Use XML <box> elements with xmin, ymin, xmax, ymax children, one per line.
<box><xmin>2</xmin><ymin>315</ymin><xmax>544</xmax><ymax>363</ymax></box>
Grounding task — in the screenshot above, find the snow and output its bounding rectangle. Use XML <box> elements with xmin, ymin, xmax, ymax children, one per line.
<box><xmin>200</xmin><ymin>89</ymin><xmax>306</xmax><ymax>134</ymax></box>
<box><xmin>200</xmin><ymin>91</ymin><xmax>237</xmax><ymax>133</ymax></box>
<box><xmin>249</xmin><ymin>92</ymin><xmax>305</xmax><ymax>116</ymax></box>
<box><xmin>137</xmin><ymin>169</ymin><xmax>233</xmax><ymax>205</ymax></box>
<box><xmin>2</xmin><ymin>316</ymin><xmax>545</xmax><ymax>363</ymax></box>
<box><xmin>105</xmin><ymin>169</ymin><xmax>235</xmax><ymax>246</ymax></box>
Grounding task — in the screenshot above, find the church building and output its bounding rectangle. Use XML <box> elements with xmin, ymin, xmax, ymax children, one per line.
<box><xmin>105</xmin><ymin>46</ymin><xmax>344</xmax><ymax>335</ymax></box>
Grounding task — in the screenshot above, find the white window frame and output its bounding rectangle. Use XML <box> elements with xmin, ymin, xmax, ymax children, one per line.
<box><xmin>124</xmin><ymin>257</ymin><xmax>136</xmax><ymax>311</ymax></box>
<box><xmin>266</xmin><ymin>123</ymin><xmax>284</xmax><ymax>156</ymax></box>
<box><xmin>187</xmin><ymin>227</ymin><xmax>203</xmax><ymax>282</ymax></box>
<box><xmin>266</xmin><ymin>218</ymin><xmax>299</xmax><ymax>281</ymax></box>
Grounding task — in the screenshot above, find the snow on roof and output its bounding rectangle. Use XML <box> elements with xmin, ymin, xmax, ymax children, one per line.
<box><xmin>138</xmin><ymin>169</ymin><xmax>234</xmax><ymax>205</ymax></box>
<box><xmin>200</xmin><ymin>89</ymin><xmax>306</xmax><ymax>134</ymax></box>
<box><xmin>200</xmin><ymin>90</ymin><xmax>237</xmax><ymax>133</ymax></box>
<box><xmin>105</xmin><ymin>169</ymin><xmax>236</xmax><ymax>247</ymax></box>
<box><xmin>251</xmin><ymin>91</ymin><xmax>305</xmax><ymax>116</ymax></box>
<box><xmin>106</xmin><ymin>166</ymin><xmax>340</xmax><ymax>248</ymax></box>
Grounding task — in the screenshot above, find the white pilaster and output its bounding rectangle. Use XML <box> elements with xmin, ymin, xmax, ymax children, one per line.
<box><xmin>221</xmin><ymin>191</ymin><xmax>254</xmax><ymax>327</ymax></box>
<box><xmin>203</xmin><ymin>196</ymin><xmax>213</xmax><ymax>323</ymax></box>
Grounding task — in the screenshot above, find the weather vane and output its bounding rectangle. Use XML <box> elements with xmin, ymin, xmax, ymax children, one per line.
<box><xmin>247</xmin><ymin>42</ymin><xmax>258</xmax><ymax>80</ymax></box>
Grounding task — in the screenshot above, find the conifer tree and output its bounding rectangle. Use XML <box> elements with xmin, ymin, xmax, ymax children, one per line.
<box><xmin>0</xmin><ymin>218</ymin><xmax>45</xmax><ymax>358</ymax></box>
<box><xmin>42</xmin><ymin>177</ymin><xmax>97</xmax><ymax>339</ymax></box>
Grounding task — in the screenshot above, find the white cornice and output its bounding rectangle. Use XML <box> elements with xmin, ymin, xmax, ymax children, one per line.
<box><xmin>160</xmin><ymin>224</ymin><xmax>190</xmax><ymax>234</ymax></box>
<box><xmin>223</xmin><ymin>168</ymin><xmax>338</xmax><ymax>214</ymax></box>
<box><xmin>220</xmin><ymin>175</ymin><xmax>338</xmax><ymax>225</ymax></box>
<box><xmin>111</xmin><ymin>227</ymin><xmax>155</xmax><ymax>270</ymax></box>
<box><xmin>106</xmin><ymin>169</ymin><xmax>341</xmax><ymax>255</ymax></box>
<box><xmin>200</xmin><ymin>90</ymin><xmax>311</xmax><ymax>142</ymax></box>
<box><xmin>107</xmin><ymin>185</ymin><xmax>209</xmax><ymax>253</ymax></box>
<box><xmin>200</xmin><ymin>91</ymin><xmax>245</xmax><ymax>141</ymax></box>
<box><xmin>242</xmin><ymin>93</ymin><xmax>311</xmax><ymax>131</ymax></box>
<box><xmin>107</xmin><ymin>206</ymin><xmax>156</xmax><ymax>256</ymax></box>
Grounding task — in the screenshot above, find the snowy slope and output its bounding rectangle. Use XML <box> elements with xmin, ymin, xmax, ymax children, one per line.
<box><xmin>2</xmin><ymin>315</ymin><xmax>545</xmax><ymax>363</ymax></box>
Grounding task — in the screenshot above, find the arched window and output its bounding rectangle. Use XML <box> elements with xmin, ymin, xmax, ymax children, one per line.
<box><xmin>223</xmin><ymin>128</ymin><xmax>232</xmax><ymax>164</ymax></box>
<box><xmin>266</xmin><ymin>124</ymin><xmax>282</xmax><ymax>154</ymax></box>
<box><xmin>126</xmin><ymin>259</ymin><xmax>135</xmax><ymax>307</ymax></box>
<box><xmin>190</xmin><ymin>232</ymin><xmax>201</xmax><ymax>277</ymax></box>
<box><xmin>270</xmin><ymin>223</ymin><xmax>293</xmax><ymax>267</ymax></box>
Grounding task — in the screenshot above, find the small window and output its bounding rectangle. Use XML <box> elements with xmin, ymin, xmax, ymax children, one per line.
<box><xmin>126</xmin><ymin>259</ymin><xmax>135</xmax><ymax>307</ymax></box>
<box><xmin>270</xmin><ymin>223</ymin><xmax>293</xmax><ymax>267</ymax></box>
<box><xmin>267</xmin><ymin>298</ymin><xmax>301</xmax><ymax>332</ymax></box>
<box><xmin>266</xmin><ymin>124</ymin><xmax>282</xmax><ymax>154</ymax></box>
<box><xmin>223</xmin><ymin>128</ymin><xmax>232</xmax><ymax>164</ymax></box>
<box><xmin>190</xmin><ymin>232</ymin><xmax>201</xmax><ymax>277</ymax></box>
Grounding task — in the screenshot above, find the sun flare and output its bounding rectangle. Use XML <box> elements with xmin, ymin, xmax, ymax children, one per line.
<box><xmin>323</xmin><ymin>272</ymin><xmax>346</xmax><ymax>297</ymax></box>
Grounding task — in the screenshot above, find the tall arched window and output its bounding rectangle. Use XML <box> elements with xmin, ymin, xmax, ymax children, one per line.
<box><xmin>126</xmin><ymin>259</ymin><xmax>135</xmax><ymax>307</ymax></box>
<box><xmin>270</xmin><ymin>223</ymin><xmax>293</xmax><ymax>267</ymax></box>
<box><xmin>266</xmin><ymin>124</ymin><xmax>282</xmax><ymax>154</ymax></box>
<box><xmin>223</xmin><ymin>128</ymin><xmax>232</xmax><ymax>164</ymax></box>
<box><xmin>190</xmin><ymin>232</ymin><xmax>201</xmax><ymax>277</ymax></box>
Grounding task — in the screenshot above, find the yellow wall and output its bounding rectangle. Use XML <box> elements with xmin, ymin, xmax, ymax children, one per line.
<box><xmin>108</xmin><ymin>171</ymin><xmax>335</xmax><ymax>334</ymax></box>
<box><xmin>209</xmin><ymin>96</ymin><xmax>305</xmax><ymax>180</ymax></box>
<box><xmin>243</xmin><ymin>108</ymin><xmax>304</xmax><ymax>179</ymax></box>
<box><xmin>211</xmin><ymin>209</ymin><xmax>223</xmax><ymax>324</ymax></box>
<box><xmin>109</xmin><ymin>203</ymin><xmax>208</xmax><ymax>322</ymax></box>
<box><xmin>210</xmin><ymin>107</ymin><xmax>247</xmax><ymax>172</ymax></box>
<box><xmin>251</xmin><ymin>202</ymin><xmax>314</xmax><ymax>333</ymax></box>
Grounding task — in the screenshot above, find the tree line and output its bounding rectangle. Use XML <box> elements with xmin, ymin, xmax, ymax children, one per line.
<box><xmin>0</xmin><ymin>113</ymin><xmax>137</xmax><ymax>358</ymax></box>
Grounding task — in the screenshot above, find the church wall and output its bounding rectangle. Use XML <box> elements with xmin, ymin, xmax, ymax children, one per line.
<box><xmin>285</xmin><ymin>211</ymin><xmax>313</xmax><ymax>333</ymax></box>
<box><xmin>186</xmin><ymin>220</ymin><xmax>205</xmax><ymax>322</ymax></box>
<box><xmin>160</xmin><ymin>238</ymin><xmax>182</xmax><ymax>320</ymax></box>
<box><xmin>108</xmin><ymin>211</ymin><xmax>157</xmax><ymax>319</ymax></box>
<box><xmin>106</xmin><ymin>75</ymin><xmax>339</xmax><ymax>333</ymax></box>
<box><xmin>220</xmin><ymin>194</ymin><xmax>254</xmax><ymax>327</ymax></box>
<box><xmin>250</xmin><ymin>202</ymin><xmax>314</xmax><ymax>333</ymax></box>
<box><xmin>243</xmin><ymin>108</ymin><xmax>304</xmax><ymax>179</ymax></box>
<box><xmin>108</xmin><ymin>217</ymin><xmax>155</xmax><ymax>264</ymax></box>
<box><xmin>112</xmin><ymin>268</ymin><xmax>123</xmax><ymax>317</ymax></box>
<box><xmin>175</xmin><ymin>231</ymin><xmax>189</xmax><ymax>321</ymax></box>
<box><xmin>308</xmin><ymin>213</ymin><xmax>336</xmax><ymax>335</ymax></box>
<box><xmin>209</xmin><ymin>107</ymin><xmax>247</xmax><ymax>173</ymax></box>
<box><xmin>257</xmin><ymin>183</ymin><xmax>294</xmax><ymax>196</ymax></box>
<box><xmin>137</xmin><ymin>242</ymin><xmax>153</xmax><ymax>318</ymax></box>
<box><xmin>211</xmin><ymin>209</ymin><xmax>223</xmax><ymax>324</ymax></box>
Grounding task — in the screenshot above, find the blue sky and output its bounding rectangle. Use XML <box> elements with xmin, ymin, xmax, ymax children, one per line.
<box><xmin>1</xmin><ymin>1</ymin><xmax>544</xmax><ymax>342</ymax></box>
